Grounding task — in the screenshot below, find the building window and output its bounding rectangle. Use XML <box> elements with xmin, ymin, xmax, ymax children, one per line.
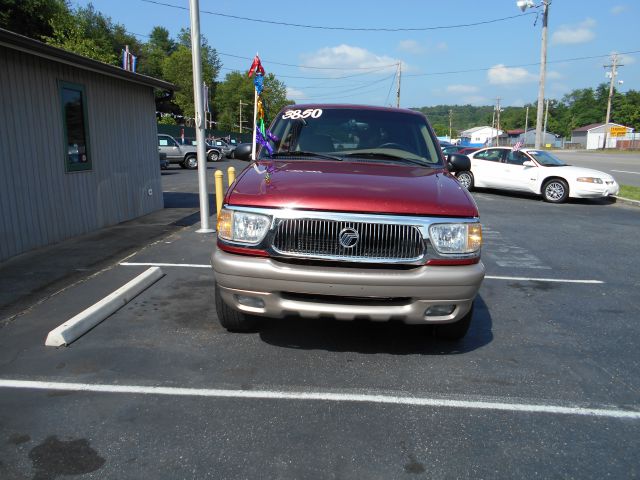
<box><xmin>59</xmin><ymin>81</ymin><xmax>91</xmax><ymax>172</ymax></box>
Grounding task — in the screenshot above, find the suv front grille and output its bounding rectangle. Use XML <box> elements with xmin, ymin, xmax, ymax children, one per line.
<box><xmin>272</xmin><ymin>219</ymin><xmax>424</xmax><ymax>263</ymax></box>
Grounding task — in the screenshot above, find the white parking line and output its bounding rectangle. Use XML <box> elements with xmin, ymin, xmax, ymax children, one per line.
<box><xmin>0</xmin><ymin>379</ymin><xmax>637</xmax><ymax>420</ymax></box>
<box><xmin>611</xmin><ymin>170</ymin><xmax>640</xmax><ymax>175</ymax></box>
<box><xmin>120</xmin><ymin>262</ymin><xmax>211</xmax><ymax>268</ymax></box>
<box><xmin>485</xmin><ymin>276</ymin><xmax>603</xmax><ymax>284</ymax></box>
<box><xmin>119</xmin><ymin>262</ymin><xmax>603</xmax><ymax>285</ymax></box>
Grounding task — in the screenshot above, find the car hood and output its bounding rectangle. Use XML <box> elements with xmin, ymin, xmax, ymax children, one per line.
<box><xmin>226</xmin><ymin>160</ymin><xmax>479</xmax><ymax>217</ymax></box>
<box><xmin>544</xmin><ymin>165</ymin><xmax>616</xmax><ymax>181</ymax></box>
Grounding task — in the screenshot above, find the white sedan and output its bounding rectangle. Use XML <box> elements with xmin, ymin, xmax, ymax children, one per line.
<box><xmin>455</xmin><ymin>147</ymin><xmax>619</xmax><ymax>203</ymax></box>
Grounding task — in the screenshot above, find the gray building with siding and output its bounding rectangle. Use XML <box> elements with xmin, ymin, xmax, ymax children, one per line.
<box><xmin>0</xmin><ymin>28</ymin><xmax>174</xmax><ymax>262</ymax></box>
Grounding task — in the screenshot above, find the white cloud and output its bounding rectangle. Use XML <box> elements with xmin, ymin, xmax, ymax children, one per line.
<box><xmin>435</xmin><ymin>42</ymin><xmax>448</xmax><ymax>52</ymax></box>
<box><xmin>286</xmin><ymin>87</ymin><xmax>306</xmax><ymax>101</ymax></box>
<box><xmin>616</xmin><ymin>53</ymin><xmax>637</xmax><ymax>65</ymax></box>
<box><xmin>396</xmin><ymin>40</ymin><xmax>447</xmax><ymax>55</ymax></box>
<box><xmin>446</xmin><ymin>84</ymin><xmax>479</xmax><ymax>94</ymax></box>
<box><xmin>551</xmin><ymin>18</ymin><xmax>596</xmax><ymax>45</ymax></box>
<box><xmin>300</xmin><ymin>45</ymin><xmax>401</xmax><ymax>76</ymax></box>
<box><xmin>397</xmin><ymin>40</ymin><xmax>425</xmax><ymax>55</ymax></box>
<box><xmin>487</xmin><ymin>64</ymin><xmax>537</xmax><ymax>85</ymax></box>
<box><xmin>611</xmin><ymin>5</ymin><xmax>627</xmax><ymax>15</ymax></box>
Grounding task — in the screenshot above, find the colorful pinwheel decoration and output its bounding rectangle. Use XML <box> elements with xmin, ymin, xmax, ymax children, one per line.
<box><xmin>248</xmin><ymin>55</ymin><xmax>278</xmax><ymax>158</ymax></box>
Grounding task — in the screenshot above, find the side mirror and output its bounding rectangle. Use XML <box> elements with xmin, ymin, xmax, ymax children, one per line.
<box><xmin>446</xmin><ymin>153</ymin><xmax>471</xmax><ymax>173</ymax></box>
<box><xmin>522</xmin><ymin>160</ymin><xmax>535</xmax><ymax>167</ymax></box>
<box><xmin>233</xmin><ymin>143</ymin><xmax>253</xmax><ymax>161</ymax></box>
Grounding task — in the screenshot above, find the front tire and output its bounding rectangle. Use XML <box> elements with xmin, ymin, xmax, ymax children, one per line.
<box><xmin>542</xmin><ymin>178</ymin><xmax>569</xmax><ymax>203</ymax></box>
<box><xmin>457</xmin><ymin>171</ymin><xmax>474</xmax><ymax>191</ymax></box>
<box><xmin>208</xmin><ymin>150</ymin><xmax>221</xmax><ymax>162</ymax></box>
<box><xmin>184</xmin><ymin>154</ymin><xmax>198</xmax><ymax>170</ymax></box>
<box><xmin>215</xmin><ymin>283</ymin><xmax>259</xmax><ymax>332</ymax></box>
<box><xmin>434</xmin><ymin>304</ymin><xmax>473</xmax><ymax>341</ymax></box>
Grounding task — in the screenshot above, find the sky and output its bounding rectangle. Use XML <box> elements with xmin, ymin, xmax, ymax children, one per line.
<box><xmin>74</xmin><ymin>0</ymin><xmax>639</xmax><ymax>109</ymax></box>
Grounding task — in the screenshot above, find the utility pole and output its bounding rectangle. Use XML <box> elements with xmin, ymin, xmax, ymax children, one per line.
<box><xmin>602</xmin><ymin>54</ymin><xmax>623</xmax><ymax>149</ymax></box>
<box><xmin>239</xmin><ymin>100</ymin><xmax>248</xmax><ymax>134</ymax></box>
<box><xmin>188</xmin><ymin>0</ymin><xmax>212</xmax><ymax>233</ymax></box>
<box><xmin>396</xmin><ymin>62</ymin><xmax>402</xmax><ymax>108</ymax></box>
<box><xmin>524</xmin><ymin>105</ymin><xmax>529</xmax><ymax>146</ymax></box>
<box><xmin>534</xmin><ymin>1</ymin><xmax>549</xmax><ymax>149</ymax></box>
<box><xmin>448</xmin><ymin>109</ymin><xmax>453</xmax><ymax>141</ymax></box>
<box><xmin>543</xmin><ymin>99</ymin><xmax>549</xmax><ymax>146</ymax></box>
<box><xmin>495</xmin><ymin>97</ymin><xmax>502</xmax><ymax>147</ymax></box>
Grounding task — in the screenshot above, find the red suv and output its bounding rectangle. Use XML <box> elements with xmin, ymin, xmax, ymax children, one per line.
<box><xmin>212</xmin><ymin>104</ymin><xmax>484</xmax><ymax>339</ymax></box>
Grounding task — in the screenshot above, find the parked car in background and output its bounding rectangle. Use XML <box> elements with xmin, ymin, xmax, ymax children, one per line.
<box><xmin>457</xmin><ymin>146</ymin><xmax>619</xmax><ymax>203</ymax></box>
<box><xmin>457</xmin><ymin>147</ymin><xmax>480</xmax><ymax>155</ymax></box>
<box><xmin>209</xmin><ymin>138</ymin><xmax>233</xmax><ymax>159</ymax></box>
<box><xmin>183</xmin><ymin>137</ymin><xmax>223</xmax><ymax>162</ymax></box>
<box><xmin>442</xmin><ymin>145</ymin><xmax>465</xmax><ymax>155</ymax></box>
<box><xmin>157</xmin><ymin>134</ymin><xmax>199</xmax><ymax>169</ymax></box>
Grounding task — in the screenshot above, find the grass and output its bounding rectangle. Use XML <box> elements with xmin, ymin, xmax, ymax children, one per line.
<box><xmin>619</xmin><ymin>185</ymin><xmax>640</xmax><ymax>201</ymax></box>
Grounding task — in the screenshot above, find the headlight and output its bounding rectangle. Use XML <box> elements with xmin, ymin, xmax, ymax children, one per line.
<box><xmin>429</xmin><ymin>223</ymin><xmax>482</xmax><ymax>254</ymax></box>
<box><xmin>577</xmin><ymin>177</ymin><xmax>603</xmax><ymax>184</ymax></box>
<box><xmin>217</xmin><ymin>208</ymin><xmax>271</xmax><ymax>244</ymax></box>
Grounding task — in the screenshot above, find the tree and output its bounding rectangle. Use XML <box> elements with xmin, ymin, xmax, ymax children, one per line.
<box><xmin>138</xmin><ymin>26</ymin><xmax>176</xmax><ymax>79</ymax></box>
<box><xmin>214</xmin><ymin>71</ymin><xmax>293</xmax><ymax>132</ymax></box>
<box><xmin>432</xmin><ymin>123</ymin><xmax>448</xmax><ymax>137</ymax></box>
<box><xmin>0</xmin><ymin>0</ymin><xmax>70</xmax><ymax>40</ymax></box>
<box><xmin>44</xmin><ymin>3</ymin><xmax>142</xmax><ymax>66</ymax></box>
<box><xmin>161</xmin><ymin>28</ymin><xmax>221</xmax><ymax>119</ymax></box>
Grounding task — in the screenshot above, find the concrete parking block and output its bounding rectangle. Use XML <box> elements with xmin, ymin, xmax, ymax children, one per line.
<box><xmin>45</xmin><ymin>267</ymin><xmax>165</xmax><ymax>347</ymax></box>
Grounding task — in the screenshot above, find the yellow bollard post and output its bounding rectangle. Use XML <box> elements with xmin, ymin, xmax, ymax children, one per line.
<box><xmin>227</xmin><ymin>167</ymin><xmax>236</xmax><ymax>187</ymax></box>
<box><xmin>214</xmin><ymin>170</ymin><xmax>224</xmax><ymax>216</ymax></box>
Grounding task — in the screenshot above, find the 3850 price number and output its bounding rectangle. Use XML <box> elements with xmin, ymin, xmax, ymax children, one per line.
<box><xmin>281</xmin><ymin>108</ymin><xmax>323</xmax><ymax>120</ymax></box>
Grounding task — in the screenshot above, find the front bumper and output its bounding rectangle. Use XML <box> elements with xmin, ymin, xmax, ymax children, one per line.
<box><xmin>212</xmin><ymin>248</ymin><xmax>485</xmax><ymax>325</ymax></box>
<box><xmin>572</xmin><ymin>181</ymin><xmax>620</xmax><ymax>198</ymax></box>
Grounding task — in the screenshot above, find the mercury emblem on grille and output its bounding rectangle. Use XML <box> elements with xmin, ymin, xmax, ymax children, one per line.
<box><xmin>339</xmin><ymin>227</ymin><xmax>360</xmax><ymax>248</ymax></box>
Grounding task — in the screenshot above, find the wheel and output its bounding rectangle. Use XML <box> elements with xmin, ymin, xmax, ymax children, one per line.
<box><xmin>456</xmin><ymin>171</ymin><xmax>474</xmax><ymax>191</ymax></box>
<box><xmin>179</xmin><ymin>162</ymin><xmax>187</xmax><ymax>169</ymax></box>
<box><xmin>215</xmin><ymin>283</ymin><xmax>259</xmax><ymax>332</ymax></box>
<box><xmin>208</xmin><ymin>150</ymin><xmax>220</xmax><ymax>162</ymax></box>
<box><xmin>542</xmin><ymin>178</ymin><xmax>568</xmax><ymax>203</ymax></box>
<box><xmin>184</xmin><ymin>154</ymin><xmax>198</xmax><ymax>169</ymax></box>
<box><xmin>434</xmin><ymin>304</ymin><xmax>473</xmax><ymax>341</ymax></box>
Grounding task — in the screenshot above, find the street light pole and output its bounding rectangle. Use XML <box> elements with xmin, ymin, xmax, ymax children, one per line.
<box><xmin>534</xmin><ymin>1</ymin><xmax>549</xmax><ymax>149</ymax></box>
<box><xmin>517</xmin><ymin>1</ymin><xmax>549</xmax><ymax>149</ymax></box>
<box><xmin>188</xmin><ymin>0</ymin><xmax>213</xmax><ymax>233</ymax></box>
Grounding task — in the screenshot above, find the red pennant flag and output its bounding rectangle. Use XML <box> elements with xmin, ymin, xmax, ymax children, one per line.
<box><xmin>248</xmin><ymin>55</ymin><xmax>265</xmax><ymax>77</ymax></box>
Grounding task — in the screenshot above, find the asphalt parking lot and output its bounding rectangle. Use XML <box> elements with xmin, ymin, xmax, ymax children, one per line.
<box><xmin>1</xmin><ymin>158</ymin><xmax>639</xmax><ymax>479</ymax></box>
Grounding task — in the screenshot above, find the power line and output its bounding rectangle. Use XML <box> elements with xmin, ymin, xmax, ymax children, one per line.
<box><xmin>140</xmin><ymin>0</ymin><xmax>536</xmax><ymax>32</ymax></box>
<box><xmin>404</xmin><ymin>50</ymin><xmax>640</xmax><ymax>77</ymax></box>
<box><xmin>218</xmin><ymin>51</ymin><xmax>398</xmax><ymax>70</ymax></box>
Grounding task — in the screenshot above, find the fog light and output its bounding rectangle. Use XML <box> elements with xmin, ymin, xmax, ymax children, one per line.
<box><xmin>425</xmin><ymin>305</ymin><xmax>456</xmax><ymax>317</ymax></box>
<box><xmin>235</xmin><ymin>295</ymin><xmax>265</xmax><ymax>309</ymax></box>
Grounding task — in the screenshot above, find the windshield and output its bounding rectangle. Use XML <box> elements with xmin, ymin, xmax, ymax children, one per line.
<box><xmin>264</xmin><ymin>107</ymin><xmax>442</xmax><ymax>167</ymax></box>
<box><xmin>527</xmin><ymin>150</ymin><xmax>567</xmax><ymax>166</ymax></box>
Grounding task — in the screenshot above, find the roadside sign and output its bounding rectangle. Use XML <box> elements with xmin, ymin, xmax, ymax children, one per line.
<box><xmin>609</xmin><ymin>126</ymin><xmax>627</xmax><ymax>137</ymax></box>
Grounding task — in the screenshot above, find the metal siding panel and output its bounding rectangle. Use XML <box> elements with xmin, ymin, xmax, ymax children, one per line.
<box><xmin>0</xmin><ymin>46</ymin><xmax>163</xmax><ymax>261</ymax></box>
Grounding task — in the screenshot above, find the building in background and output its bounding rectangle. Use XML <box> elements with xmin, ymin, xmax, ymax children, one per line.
<box><xmin>460</xmin><ymin>126</ymin><xmax>502</xmax><ymax>147</ymax></box>
<box><xmin>516</xmin><ymin>128</ymin><xmax>562</xmax><ymax>148</ymax></box>
<box><xmin>0</xmin><ymin>28</ymin><xmax>174</xmax><ymax>262</ymax></box>
<box><xmin>570</xmin><ymin>123</ymin><xmax>634</xmax><ymax>150</ymax></box>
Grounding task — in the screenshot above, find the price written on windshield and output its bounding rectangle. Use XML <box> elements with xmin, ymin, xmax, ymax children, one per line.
<box><xmin>282</xmin><ymin>109</ymin><xmax>323</xmax><ymax>120</ymax></box>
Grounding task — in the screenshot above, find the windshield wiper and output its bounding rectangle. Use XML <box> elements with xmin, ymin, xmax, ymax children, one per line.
<box><xmin>342</xmin><ymin>152</ymin><xmax>430</xmax><ymax>167</ymax></box>
<box><xmin>271</xmin><ymin>151</ymin><xmax>343</xmax><ymax>161</ymax></box>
